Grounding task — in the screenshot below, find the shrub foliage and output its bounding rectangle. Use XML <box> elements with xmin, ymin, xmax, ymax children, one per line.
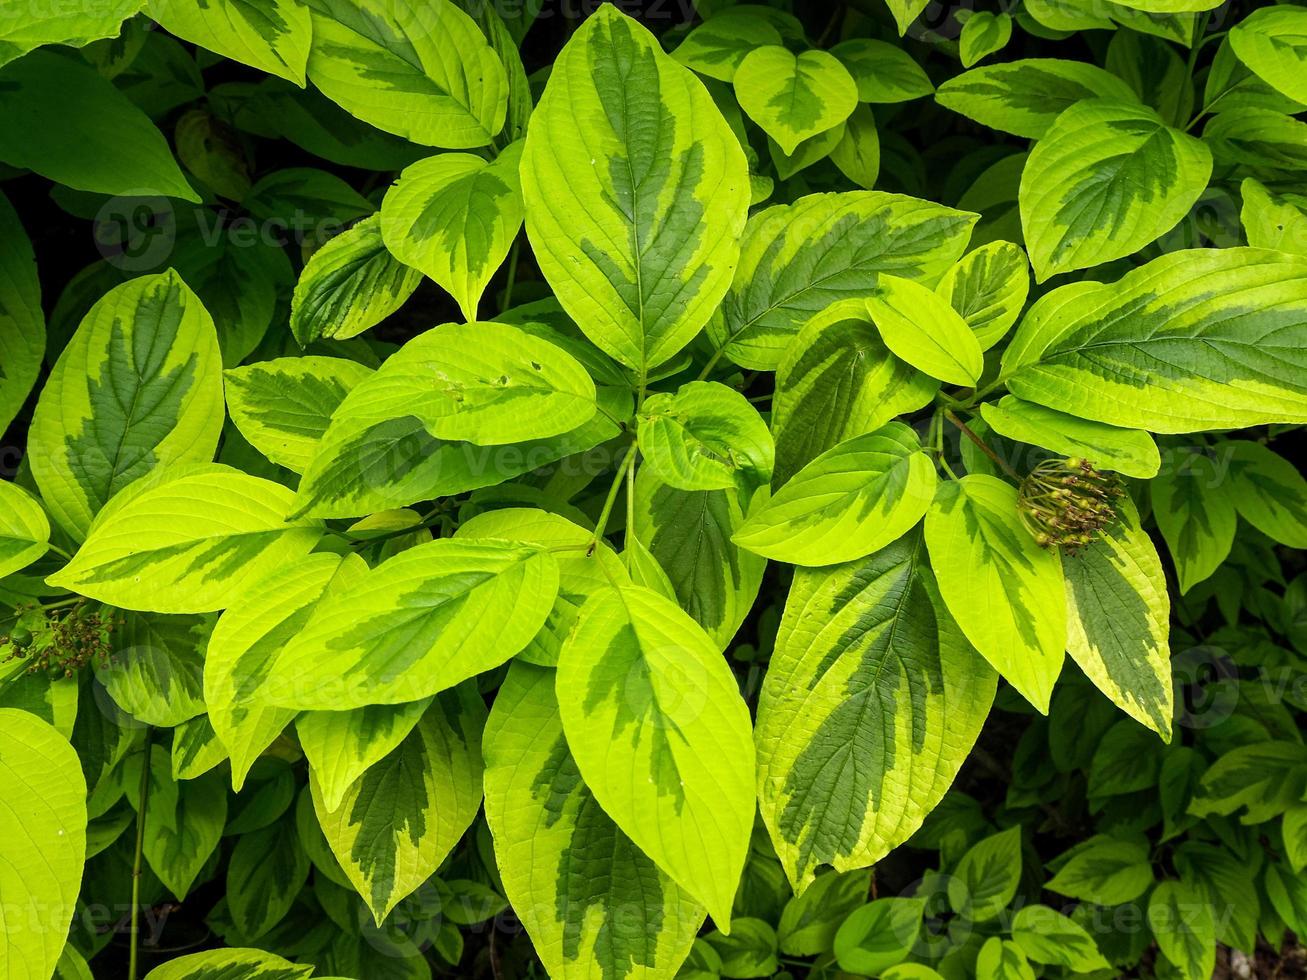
<box><xmin>1</xmin><ymin>1</ymin><xmax>1307</xmax><ymax>978</ymax></box>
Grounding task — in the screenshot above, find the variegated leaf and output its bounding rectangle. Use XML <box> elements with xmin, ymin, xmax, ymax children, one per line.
<box><xmin>0</xmin><ymin>481</ymin><xmax>48</xmax><ymax>580</ymax></box>
<box><xmin>631</xmin><ymin>471</ymin><xmax>765</xmax><ymax>650</ymax></box>
<box><xmin>224</xmin><ymin>356</ymin><xmax>374</xmax><ymax>474</ymax></box>
<box><xmin>556</xmin><ymin>586</ymin><xmax>756</xmax><ymax>929</ymax></box>
<box><xmin>935</xmin><ymin>59</ymin><xmax>1139</xmax><ymax>139</ymax></box>
<box><xmin>484</xmin><ymin>662</ymin><xmax>706</xmax><ymax>979</ymax></box>
<box><xmin>1064</xmin><ymin>498</ymin><xmax>1173</xmax><ymax>740</ymax></box>
<box><xmin>205</xmin><ymin>553</ymin><xmax>366</xmax><ymax>790</ymax></box>
<box><xmin>257</xmin><ymin>538</ymin><xmax>557</xmax><ymax>711</ymax></box>
<box><xmin>734</xmin><ymin>424</ymin><xmax>935</xmax><ymax>567</ymax></box>
<box><xmin>1019</xmin><ymin>99</ymin><xmax>1212</xmax><ymax>281</ymax></box>
<box><xmin>1227</xmin><ymin>440</ymin><xmax>1307</xmax><ymax>548</ymax></box>
<box><xmin>1000</xmin><ymin>248</ymin><xmax>1307</xmax><ymax>433</ymax></box>
<box><xmin>290</xmin><ymin>215</ymin><xmax>423</xmax><ymax>345</ymax></box>
<box><xmin>146</xmin><ymin>0</ymin><xmax>311</xmax><ymax>85</ymax></box>
<box><xmin>935</xmin><ymin>241</ymin><xmax>1029</xmax><ymax>351</ymax></box>
<box><xmin>29</xmin><ymin>270</ymin><xmax>224</xmax><ymax>540</ymax></box>
<box><xmin>305</xmin><ymin>0</ymin><xmax>507</xmax><ymax>148</ymax></box>
<box><xmin>1229</xmin><ymin>6</ymin><xmax>1307</xmax><ymax>107</ymax></box>
<box><xmin>521</xmin><ymin>5</ymin><xmax>748</xmax><ymax>374</ymax></box>
<box><xmin>310</xmin><ymin>688</ymin><xmax>485</xmax><ymax>924</ymax></box>
<box><xmin>1151</xmin><ymin>455</ymin><xmax>1237</xmax><ymax>594</ymax></box>
<box><xmin>757</xmin><ymin>532</ymin><xmax>996</xmax><ymax>891</ymax></box>
<box><xmin>297</xmin><ymin>698</ymin><xmax>432</xmax><ymax>813</ymax></box>
<box><xmin>733</xmin><ymin>46</ymin><xmax>857</xmax><ymax>155</ymax></box>
<box><xmin>711</xmin><ymin>192</ymin><xmax>976</xmax><ymax>370</ymax></box>
<box><xmin>637</xmin><ymin>381</ymin><xmax>774</xmax><ymax>493</ymax></box>
<box><xmin>925</xmin><ymin>475</ymin><xmax>1066</xmax><ymax>713</ymax></box>
<box><xmin>771</xmin><ymin>302</ymin><xmax>938</xmax><ymax>485</ymax></box>
<box><xmin>380</xmin><ymin>141</ymin><xmax>525</xmax><ymax>322</ymax></box>
<box><xmin>48</xmin><ymin>464</ymin><xmax>321</xmax><ymax>614</ymax></box>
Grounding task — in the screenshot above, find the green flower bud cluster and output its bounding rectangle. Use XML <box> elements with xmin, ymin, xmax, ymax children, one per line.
<box><xmin>1018</xmin><ymin>457</ymin><xmax>1125</xmax><ymax>551</ymax></box>
<box><xmin>2</xmin><ymin>601</ymin><xmax>118</xmax><ymax>679</ymax></box>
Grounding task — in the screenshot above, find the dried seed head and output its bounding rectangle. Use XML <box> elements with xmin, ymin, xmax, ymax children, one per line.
<box><xmin>1018</xmin><ymin>457</ymin><xmax>1125</xmax><ymax>552</ymax></box>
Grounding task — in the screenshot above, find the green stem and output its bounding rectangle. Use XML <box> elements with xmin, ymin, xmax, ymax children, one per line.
<box><xmin>501</xmin><ymin>237</ymin><xmax>521</xmax><ymax>312</ymax></box>
<box><xmin>946</xmin><ymin>409</ymin><xmax>1021</xmax><ymax>479</ymax></box>
<box><xmin>47</xmin><ymin>543</ymin><xmax>72</xmax><ymax>561</ymax></box>
<box><xmin>129</xmin><ymin>728</ymin><xmax>154</xmax><ymax>980</ymax></box>
<box><xmin>589</xmin><ymin>442</ymin><xmax>638</xmax><ymax>556</ymax></box>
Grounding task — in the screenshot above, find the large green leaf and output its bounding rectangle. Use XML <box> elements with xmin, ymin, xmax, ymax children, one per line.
<box><xmin>757</xmin><ymin>532</ymin><xmax>995</xmax><ymax>891</ymax></box>
<box><xmin>290</xmin><ymin>215</ymin><xmax>423</xmax><ymax>345</ymax></box>
<box><xmin>0</xmin><ymin>0</ymin><xmax>140</xmax><ymax>68</ymax></box>
<box><xmin>126</xmin><ymin>746</ymin><xmax>226</xmax><ymax>899</ymax></box>
<box><xmin>47</xmin><ymin>465</ymin><xmax>322</xmax><ymax>613</ymax></box>
<box><xmin>712</xmin><ymin>192</ymin><xmax>976</xmax><ymax>370</ymax></box>
<box><xmin>925</xmin><ymin>475</ymin><xmax>1066</xmax><ymax>713</ymax></box>
<box><xmin>637</xmin><ymin>381</ymin><xmax>774</xmax><ymax>492</ymax></box>
<box><xmin>865</xmin><ymin>276</ymin><xmax>984</xmax><ymax>386</ymax></box>
<box><xmin>224</xmin><ymin>356</ymin><xmax>374</xmax><ymax>474</ymax></box>
<box><xmin>733</xmin><ymin>46</ymin><xmax>857</xmax><ymax>154</ymax></box>
<box><xmin>1229</xmin><ymin>6</ymin><xmax>1307</xmax><ymax>107</ymax></box>
<box><xmin>484</xmin><ymin>662</ymin><xmax>706</xmax><ymax>980</ymax></box>
<box><xmin>1000</xmin><ymin>248</ymin><xmax>1307</xmax><ymax>433</ymax></box>
<box><xmin>555</xmin><ymin>585</ymin><xmax>756</xmax><ymax>928</ymax></box>
<box><xmin>935</xmin><ymin>241</ymin><xmax>1029</xmax><ymax>351</ymax></box>
<box><xmin>146</xmin><ymin>0</ymin><xmax>311</xmax><ymax>84</ymax></box>
<box><xmin>455</xmin><ymin>507</ymin><xmax>628</xmax><ymax>667</ymax></box>
<box><xmin>1019</xmin><ymin>100</ymin><xmax>1212</xmax><ymax>281</ymax></box>
<box><xmin>305</xmin><ymin>0</ymin><xmax>507</xmax><ymax>148</ymax></box>
<box><xmin>949</xmin><ymin>826</ymin><xmax>1022</xmax><ymax>921</ymax></box>
<box><xmin>0</xmin><ymin>191</ymin><xmax>43</xmax><ymax>435</ymax></box>
<box><xmin>980</xmin><ymin>397</ymin><xmax>1161</xmax><ymax>478</ymax></box>
<box><xmin>297</xmin><ymin>698</ymin><xmax>431</xmax><ymax>813</ymax></box>
<box><xmin>830</xmin><ymin>39</ymin><xmax>934</xmax><ymax>102</ymax></box>
<box><xmin>771</xmin><ymin>303</ymin><xmax>938</xmax><ymax>484</ymax></box>
<box><xmin>310</xmin><ymin>688</ymin><xmax>485</xmax><ymax>923</ymax></box>
<box><xmin>380</xmin><ymin>142</ymin><xmax>525</xmax><ymax>322</ymax></box>
<box><xmin>0</xmin><ymin>50</ymin><xmax>197</xmax><ymax>200</ymax></box>
<box><xmin>520</xmin><ymin>4</ymin><xmax>748</xmax><ymax>374</ymax></box>
<box><xmin>1064</xmin><ymin>498</ymin><xmax>1173</xmax><ymax>740</ymax></box>
<box><xmin>292</xmin><ymin>385</ymin><xmax>625</xmax><ymax>519</ymax></box>
<box><xmin>205</xmin><ymin>553</ymin><xmax>365</xmax><ymax>790</ymax></box>
<box><xmin>29</xmin><ymin>270</ymin><xmax>224</xmax><ymax>540</ymax></box>
<box><xmin>631</xmin><ymin>472</ymin><xmax>765</xmax><ymax>649</ymax></box>
<box><xmin>257</xmin><ymin>537</ymin><xmax>557</xmax><ymax>710</ymax></box>
<box><xmin>0</xmin><ymin>481</ymin><xmax>49</xmax><ymax>580</ymax></box>
<box><xmin>143</xmin><ymin>948</ymin><xmax>312</xmax><ymax>980</ymax></box>
<box><xmin>734</xmin><ymin>424</ymin><xmax>935</xmax><ymax>567</ymax></box>
<box><xmin>935</xmin><ymin>59</ymin><xmax>1139</xmax><ymax>139</ymax></box>
<box><xmin>671</xmin><ymin>10</ymin><xmax>782</xmax><ymax>82</ymax></box>
<box><xmin>0</xmin><ymin>708</ymin><xmax>87</xmax><ymax>980</ymax></box>
<box><xmin>1150</xmin><ymin>456</ymin><xmax>1237</xmax><ymax>593</ymax></box>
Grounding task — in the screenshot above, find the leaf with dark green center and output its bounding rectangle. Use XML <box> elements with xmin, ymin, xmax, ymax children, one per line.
<box><xmin>257</xmin><ymin>537</ymin><xmax>557</xmax><ymax>711</ymax></box>
<box><xmin>29</xmin><ymin>270</ymin><xmax>223</xmax><ymax>540</ymax></box>
<box><xmin>1001</xmin><ymin>248</ymin><xmax>1307</xmax><ymax>432</ymax></box>
<box><xmin>311</xmin><ymin>687</ymin><xmax>485</xmax><ymax>924</ymax></box>
<box><xmin>1020</xmin><ymin>99</ymin><xmax>1212</xmax><ymax>281</ymax></box>
<box><xmin>734</xmin><ymin>46</ymin><xmax>858</xmax><ymax>155</ymax></box>
<box><xmin>381</xmin><ymin>141</ymin><xmax>525</xmax><ymax>322</ymax></box>
<box><xmin>555</xmin><ymin>585</ymin><xmax>755</xmax><ymax>930</ymax></box>
<box><xmin>935</xmin><ymin>59</ymin><xmax>1139</xmax><ymax>138</ymax></box>
<box><xmin>304</xmin><ymin>0</ymin><xmax>507</xmax><ymax>148</ymax></box>
<box><xmin>484</xmin><ymin>662</ymin><xmax>706</xmax><ymax>980</ymax></box>
<box><xmin>756</xmin><ymin>531</ymin><xmax>995</xmax><ymax>890</ymax></box>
